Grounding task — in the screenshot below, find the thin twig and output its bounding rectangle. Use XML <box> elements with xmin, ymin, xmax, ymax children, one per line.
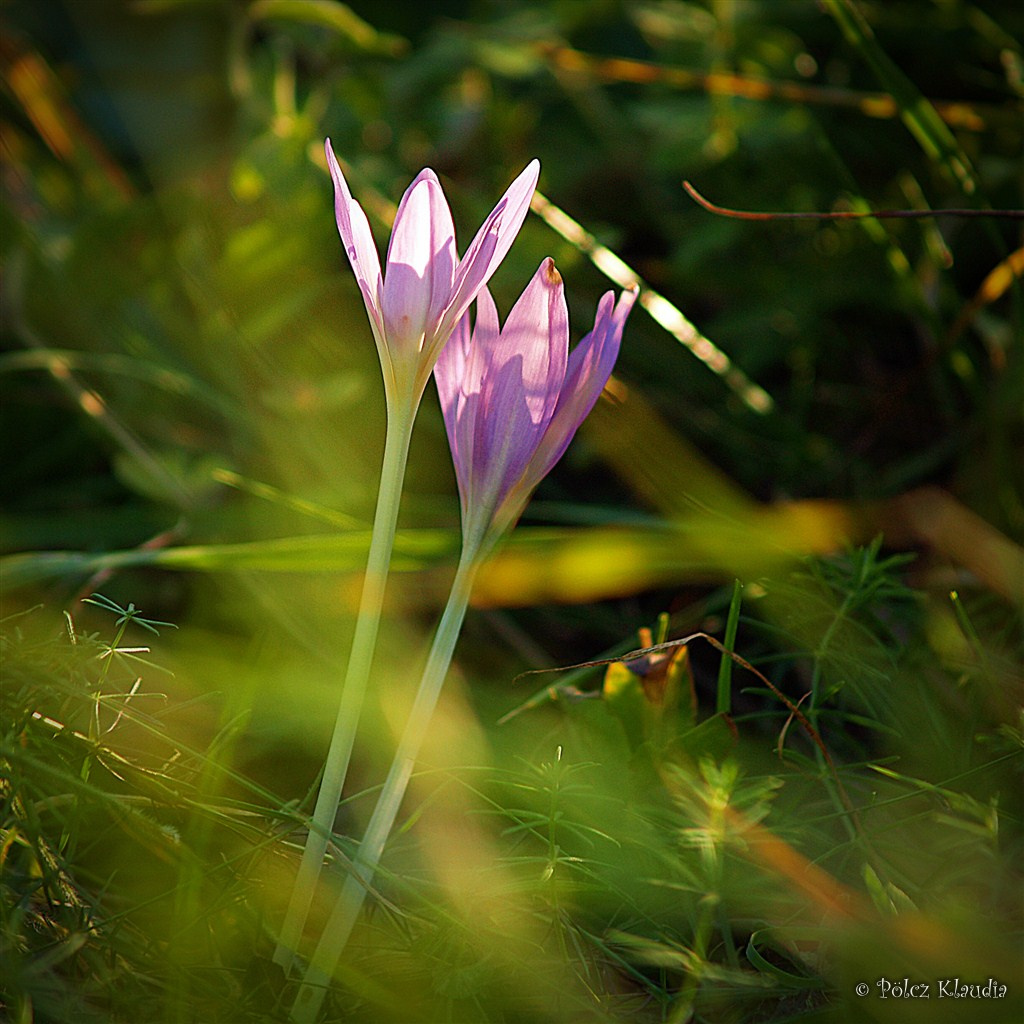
<box><xmin>683</xmin><ymin>181</ymin><xmax>1024</xmax><ymax>221</ymax></box>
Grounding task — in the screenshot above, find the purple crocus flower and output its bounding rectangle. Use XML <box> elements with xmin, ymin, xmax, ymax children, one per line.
<box><xmin>325</xmin><ymin>140</ymin><xmax>539</xmax><ymax>405</ymax></box>
<box><xmin>435</xmin><ymin>257</ymin><xmax>638</xmax><ymax>551</ymax></box>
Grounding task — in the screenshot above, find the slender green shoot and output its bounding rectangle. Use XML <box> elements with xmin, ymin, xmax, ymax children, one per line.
<box><xmin>716</xmin><ymin>580</ymin><xmax>743</xmax><ymax>715</ymax></box>
<box><xmin>289</xmin><ymin>547</ymin><xmax>481</xmax><ymax>1022</ymax></box>
<box><xmin>273</xmin><ymin>399</ymin><xmax>415</xmax><ymax>970</ymax></box>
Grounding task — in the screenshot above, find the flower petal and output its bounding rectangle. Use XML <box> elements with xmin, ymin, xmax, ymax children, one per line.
<box><xmin>381</xmin><ymin>175</ymin><xmax>457</xmax><ymax>357</ymax></box>
<box><xmin>455</xmin><ymin>287</ymin><xmax>499</xmax><ymax>500</ymax></box>
<box><xmin>435</xmin><ymin>159</ymin><xmax>540</xmax><ymax>345</ymax></box>
<box><xmin>435</xmin><ymin>308</ymin><xmax>472</xmax><ymax>510</ymax></box>
<box><xmin>434</xmin><ymin>308</ymin><xmax>470</xmax><ymax>444</ymax></box>
<box><xmin>473</xmin><ymin>259</ymin><xmax>568</xmax><ymax>511</ymax></box>
<box><xmin>526</xmin><ymin>286</ymin><xmax>637</xmax><ymax>488</ymax></box>
<box><xmin>324</xmin><ymin>140</ymin><xmax>385</xmax><ymax>348</ymax></box>
<box><xmin>389</xmin><ymin>169</ymin><xmax>457</xmax><ymax>331</ymax></box>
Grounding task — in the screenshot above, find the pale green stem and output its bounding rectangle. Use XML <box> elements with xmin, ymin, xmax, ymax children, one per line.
<box><xmin>274</xmin><ymin>397</ymin><xmax>416</xmax><ymax>970</ymax></box>
<box><xmin>289</xmin><ymin>545</ymin><xmax>481</xmax><ymax>1023</ymax></box>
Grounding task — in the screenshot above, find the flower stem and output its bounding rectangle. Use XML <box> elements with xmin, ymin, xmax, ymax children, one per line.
<box><xmin>289</xmin><ymin>548</ymin><xmax>480</xmax><ymax>1023</ymax></box>
<box><xmin>274</xmin><ymin>400</ymin><xmax>415</xmax><ymax>970</ymax></box>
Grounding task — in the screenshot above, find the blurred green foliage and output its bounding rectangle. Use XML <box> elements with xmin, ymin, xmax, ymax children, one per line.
<box><xmin>1</xmin><ymin>1</ymin><xmax>1022</xmax><ymax>1022</ymax></box>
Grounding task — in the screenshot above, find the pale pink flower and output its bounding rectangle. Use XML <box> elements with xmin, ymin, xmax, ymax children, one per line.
<box><xmin>436</xmin><ymin>257</ymin><xmax>637</xmax><ymax>551</ymax></box>
<box><xmin>325</xmin><ymin>140</ymin><xmax>539</xmax><ymax>403</ymax></box>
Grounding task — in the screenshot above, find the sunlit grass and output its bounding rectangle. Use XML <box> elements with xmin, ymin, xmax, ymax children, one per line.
<box><xmin>6</xmin><ymin>553</ymin><xmax>1021</xmax><ymax>1023</ymax></box>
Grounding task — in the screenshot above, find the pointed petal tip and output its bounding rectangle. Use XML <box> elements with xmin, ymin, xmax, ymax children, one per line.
<box><xmin>324</xmin><ymin>140</ymin><xmax>350</xmax><ymax>198</ymax></box>
<box><xmin>407</xmin><ymin>167</ymin><xmax>443</xmax><ymax>189</ymax></box>
<box><xmin>518</xmin><ymin>160</ymin><xmax>541</xmax><ymax>202</ymax></box>
<box><xmin>542</xmin><ymin>257</ymin><xmax>562</xmax><ymax>287</ymax></box>
<box><xmin>619</xmin><ymin>285</ymin><xmax>640</xmax><ymax>321</ymax></box>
